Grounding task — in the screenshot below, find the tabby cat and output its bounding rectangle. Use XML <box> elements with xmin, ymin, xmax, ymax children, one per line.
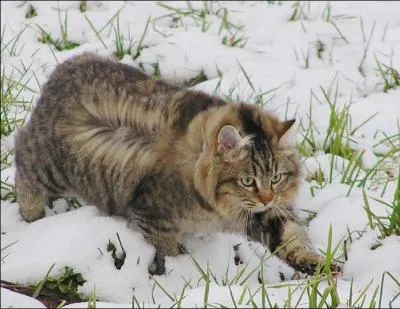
<box><xmin>15</xmin><ymin>52</ymin><xmax>326</xmax><ymax>275</ymax></box>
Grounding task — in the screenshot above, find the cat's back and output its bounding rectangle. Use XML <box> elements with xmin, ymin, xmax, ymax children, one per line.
<box><xmin>14</xmin><ymin>53</ymin><xmax>183</xmax><ymax>213</ymax></box>
<box><xmin>39</xmin><ymin>52</ymin><xmax>177</xmax><ymax>105</ymax></box>
<box><xmin>23</xmin><ymin>52</ymin><xmax>186</xmax><ymax>155</ymax></box>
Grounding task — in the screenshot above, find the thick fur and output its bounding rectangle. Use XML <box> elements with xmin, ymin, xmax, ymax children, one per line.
<box><xmin>15</xmin><ymin>53</ymin><xmax>325</xmax><ymax>275</ymax></box>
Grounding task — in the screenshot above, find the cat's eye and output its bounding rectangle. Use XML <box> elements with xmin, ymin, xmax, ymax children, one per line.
<box><xmin>271</xmin><ymin>174</ymin><xmax>282</xmax><ymax>184</ymax></box>
<box><xmin>240</xmin><ymin>177</ymin><xmax>255</xmax><ymax>187</ymax></box>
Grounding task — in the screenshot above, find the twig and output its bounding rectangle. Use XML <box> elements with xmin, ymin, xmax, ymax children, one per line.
<box><xmin>1</xmin><ymin>280</ymin><xmax>86</xmax><ymax>308</ymax></box>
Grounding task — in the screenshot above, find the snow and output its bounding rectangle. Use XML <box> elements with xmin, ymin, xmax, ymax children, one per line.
<box><xmin>1</xmin><ymin>288</ymin><xmax>46</xmax><ymax>308</ymax></box>
<box><xmin>1</xmin><ymin>1</ymin><xmax>399</xmax><ymax>308</ymax></box>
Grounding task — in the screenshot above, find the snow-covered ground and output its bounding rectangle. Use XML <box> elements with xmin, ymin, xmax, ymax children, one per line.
<box><xmin>1</xmin><ymin>1</ymin><xmax>399</xmax><ymax>308</ymax></box>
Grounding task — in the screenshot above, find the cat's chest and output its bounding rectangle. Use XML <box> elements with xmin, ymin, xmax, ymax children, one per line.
<box><xmin>131</xmin><ymin>171</ymin><xmax>223</xmax><ymax>232</ymax></box>
<box><xmin>180</xmin><ymin>206</ymin><xmax>223</xmax><ymax>233</ymax></box>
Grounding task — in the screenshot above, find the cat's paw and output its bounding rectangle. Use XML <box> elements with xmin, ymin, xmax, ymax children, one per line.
<box><xmin>289</xmin><ymin>262</ymin><xmax>319</xmax><ymax>275</ymax></box>
<box><xmin>19</xmin><ymin>207</ymin><xmax>45</xmax><ymax>223</ymax></box>
<box><xmin>148</xmin><ymin>243</ymin><xmax>184</xmax><ymax>276</ymax></box>
<box><xmin>148</xmin><ymin>252</ymin><xmax>166</xmax><ymax>276</ymax></box>
<box><xmin>148</xmin><ymin>261</ymin><xmax>166</xmax><ymax>276</ymax></box>
<box><xmin>285</xmin><ymin>250</ymin><xmax>324</xmax><ymax>275</ymax></box>
<box><xmin>291</xmin><ymin>261</ymin><xmax>342</xmax><ymax>276</ymax></box>
<box><xmin>288</xmin><ymin>251</ymin><xmax>343</xmax><ymax>276</ymax></box>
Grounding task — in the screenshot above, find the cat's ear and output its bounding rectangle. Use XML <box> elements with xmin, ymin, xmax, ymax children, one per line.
<box><xmin>217</xmin><ymin>125</ymin><xmax>241</xmax><ymax>152</ymax></box>
<box><xmin>277</xmin><ymin>119</ymin><xmax>295</xmax><ymax>143</ymax></box>
<box><xmin>276</xmin><ymin>119</ymin><xmax>295</xmax><ymax>139</ymax></box>
<box><xmin>217</xmin><ymin>125</ymin><xmax>248</xmax><ymax>162</ymax></box>
<box><xmin>277</xmin><ymin>119</ymin><xmax>296</xmax><ymax>153</ymax></box>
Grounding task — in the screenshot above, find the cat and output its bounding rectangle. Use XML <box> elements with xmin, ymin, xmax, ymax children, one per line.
<box><xmin>15</xmin><ymin>52</ymin><xmax>330</xmax><ymax>276</ymax></box>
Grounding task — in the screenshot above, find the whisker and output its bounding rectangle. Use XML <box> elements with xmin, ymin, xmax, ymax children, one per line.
<box><xmin>244</xmin><ymin>209</ymin><xmax>250</xmax><ymax>236</ymax></box>
<box><xmin>241</xmin><ymin>209</ymin><xmax>248</xmax><ymax>234</ymax></box>
<box><xmin>237</xmin><ymin>209</ymin><xmax>245</xmax><ymax>234</ymax></box>
<box><xmin>207</xmin><ymin>205</ymin><xmax>237</xmax><ymax>227</ymax></box>
<box><xmin>246</xmin><ymin>209</ymin><xmax>254</xmax><ymax>237</ymax></box>
<box><xmin>236</xmin><ymin>209</ymin><xmax>243</xmax><ymax>233</ymax></box>
<box><xmin>230</xmin><ymin>208</ymin><xmax>241</xmax><ymax>234</ymax></box>
<box><xmin>274</xmin><ymin>206</ymin><xmax>287</xmax><ymax>224</ymax></box>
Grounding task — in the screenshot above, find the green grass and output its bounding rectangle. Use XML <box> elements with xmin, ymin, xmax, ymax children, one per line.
<box><xmin>0</xmin><ymin>67</ymin><xmax>34</xmax><ymax>137</ymax></box>
<box><xmin>156</xmin><ymin>1</ymin><xmax>213</xmax><ymax>31</ymax></box>
<box><xmin>25</xmin><ymin>3</ymin><xmax>38</xmax><ymax>19</ymax></box>
<box><xmin>297</xmin><ymin>84</ymin><xmax>359</xmax><ymax>160</ymax></box>
<box><xmin>83</xmin><ymin>8</ymin><xmax>121</xmax><ymax>50</ymax></box>
<box><xmin>374</xmin><ymin>53</ymin><xmax>400</xmax><ymax>93</ymax></box>
<box><xmin>37</xmin><ymin>25</ymin><xmax>79</xmax><ymax>52</ymax></box>
<box><xmin>0</xmin><ymin>32</ymin><xmax>36</xmax><ymax>200</ymax></box>
<box><xmin>293</xmin><ymin>46</ymin><xmax>311</xmax><ymax>69</ymax></box>
<box><xmin>155</xmin><ymin>2</ymin><xmax>246</xmax><ymax>48</ymax></box>
<box><xmin>315</xmin><ymin>40</ymin><xmax>325</xmax><ymax>59</ymax></box>
<box><xmin>110</xmin><ymin>12</ymin><xmax>151</xmax><ymax>61</ymax></box>
<box><xmin>217</xmin><ymin>7</ymin><xmax>247</xmax><ymax>48</ymax></box>
<box><xmin>106</xmin><ymin>233</ymin><xmax>127</xmax><ymax>270</ymax></box>
<box><xmin>132</xmin><ymin>16</ymin><xmax>151</xmax><ymax>61</ymax></box>
<box><xmin>0</xmin><ymin>63</ymin><xmax>35</xmax><ymax>201</ymax></box>
<box><xmin>36</xmin><ymin>8</ymin><xmax>80</xmax><ymax>51</ymax></box>
<box><xmin>1</xmin><ymin>23</ymin><xmax>29</xmax><ymax>57</ymax></box>
<box><xmin>358</xmin><ymin>19</ymin><xmax>376</xmax><ymax>77</ymax></box>
<box><xmin>112</xmin><ymin>14</ymin><xmax>134</xmax><ymax>60</ymax></box>
<box><xmin>87</xmin><ymin>286</ymin><xmax>97</xmax><ymax>309</ymax></box>
<box><xmin>32</xmin><ymin>263</ymin><xmax>56</xmax><ymax>299</ymax></box>
<box><xmin>34</xmin><ymin>265</ymin><xmax>86</xmax><ymax>300</ymax></box>
<box><xmin>183</xmin><ymin>70</ymin><xmax>208</xmax><ymax>87</ymax></box>
<box><xmin>221</xmin><ymin>34</ymin><xmax>247</xmax><ymax>48</ymax></box>
<box><xmin>329</xmin><ymin>20</ymin><xmax>349</xmax><ymax>44</ymax></box>
<box><xmin>288</xmin><ymin>1</ymin><xmax>308</xmax><ymax>22</ymax></box>
<box><xmin>236</xmin><ymin>61</ymin><xmax>282</xmax><ymax>106</ymax></box>
<box><xmin>299</xmin><ymin>89</ymin><xmax>397</xmax><ymax>201</ymax></box>
<box><xmin>363</xmin><ymin>174</ymin><xmax>400</xmax><ymax>238</ymax></box>
<box><xmin>79</xmin><ymin>1</ymin><xmax>88</xmax><ymax>13</ymax></box>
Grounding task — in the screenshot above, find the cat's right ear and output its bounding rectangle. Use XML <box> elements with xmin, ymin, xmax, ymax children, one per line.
<box><xmin>217</xmin><ymin>125</ymin><xmax>248</xmax><ymax>162</ymax></box>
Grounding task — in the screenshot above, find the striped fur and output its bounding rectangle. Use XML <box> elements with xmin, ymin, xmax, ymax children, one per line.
<box><xmin>15</xmin><ymin>53</ymin><xmax>329</xmax><ymax>276</ymax></box>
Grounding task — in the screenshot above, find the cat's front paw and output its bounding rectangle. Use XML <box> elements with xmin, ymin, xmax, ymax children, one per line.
<box><xmin>286</xmin><ymin>250</ymin><xmax>342</xmax><ymax>275</ymax></box>
<box><xmin>289</xmin><ymin>261</ymin><xmax>320</xmax><ymax>275</ymax></box>
<box><xmin>290</xmin><ymin>261</ymin><xmax>342</xmax><ymax>276</ymax></box>
<box><xmin>148</xmin><ymin>244</ymin><xmax>186</xmax><ymax>276</ymax></box>
<box><xmin>148</xmin><ymin>252</ymin><xmax>166</xmax><ymax>276</ymax></box>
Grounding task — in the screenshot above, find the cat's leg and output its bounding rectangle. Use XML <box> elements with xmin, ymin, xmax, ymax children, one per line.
<box><xmin>145</xmin><ymin>231</ymin><xmax>181</xmax><ymax>276</ymax></box>
<box><xmin>247</xmin><ymin>213</ymin><xmax>325</xmax><ymax>275</ymax></box>
<box><xmin>15</xmin><ymin>171</ymin><xmax>50</xmax><ymax>222</ymax></box>
<box><xmin>130</xmin><ymin>214</ymin><xmax>181</xmax><ymax>275</ymax></box>
<box><xmin>274</xmin><ymin>221</ymin><xmax>324</xmax><ymax>273</ymax></box>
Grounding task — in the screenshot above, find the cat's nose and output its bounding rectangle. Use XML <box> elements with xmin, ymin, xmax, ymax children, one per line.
<box><xmin>259</xmin><ymin>191</ymin><xmax>273</xmax><ymax>205</ymax></box>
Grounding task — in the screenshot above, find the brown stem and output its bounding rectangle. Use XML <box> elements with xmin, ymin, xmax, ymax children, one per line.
<box><xmin>1</xmin><ymin>280</ymin><xmax>87</xmax><ymax>308</ymax></box>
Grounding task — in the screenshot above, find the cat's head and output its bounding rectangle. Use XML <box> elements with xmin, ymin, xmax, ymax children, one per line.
<box><xmin>194</xmin><ymin>103</ymin><xmax>299</xmax><ymax>219</ymax></box>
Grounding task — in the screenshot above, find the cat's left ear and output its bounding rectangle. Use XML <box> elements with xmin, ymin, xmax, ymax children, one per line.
<box><xmin>277</xmin><ymin>119</ymin><xmax>296</xmax><ymax>149</ymax></box>
<box><xmin>216</xmin><ymin>125</ymin><xmax>249</xmax><ymax>162</ymax></box>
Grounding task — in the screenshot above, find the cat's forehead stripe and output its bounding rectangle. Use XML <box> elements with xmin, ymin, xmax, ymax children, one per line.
<box><xmin>236</xmin><ymin>104</ymin><xmax>276</xmax><ymax>175</ymax></box>
<box><xmin>237</xmin><ymin>104</ymin><xmax>267</xmax><ymax>140</ymax></box>
<box><xmin>250</xmin><ymin>147</ymin><xmax>259</xmax><ymax>176</ymax></box>
<box><xmin>250</xmin><ymin>147</ymin><xmax>263</xmax><ymax>176</ymax></box>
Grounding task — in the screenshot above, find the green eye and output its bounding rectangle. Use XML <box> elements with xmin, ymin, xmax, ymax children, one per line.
<box><xmin>271</xmin><ymin>174</ymin><xmax>281</xmax><ymax>184</ymax></box>
<box><xmin>240</xmin><ymin>177</ymin><xmax>255</xmax><ymax>187</ymax></box>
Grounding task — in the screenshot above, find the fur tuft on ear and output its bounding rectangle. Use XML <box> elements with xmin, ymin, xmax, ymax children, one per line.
<box><xmin>276</xmin><ymin>119</ymin><xmax>296</xmax><ymax>141</ymax></box>
<box><xmin>277</xmin><ymin>119</ymin><xmax>297</xmax><ymax>154</ymax></box>
<box><xmin>217</xmin><ymin>125</ymin><xmax>250</xmax><ymax>162</ymax></box>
